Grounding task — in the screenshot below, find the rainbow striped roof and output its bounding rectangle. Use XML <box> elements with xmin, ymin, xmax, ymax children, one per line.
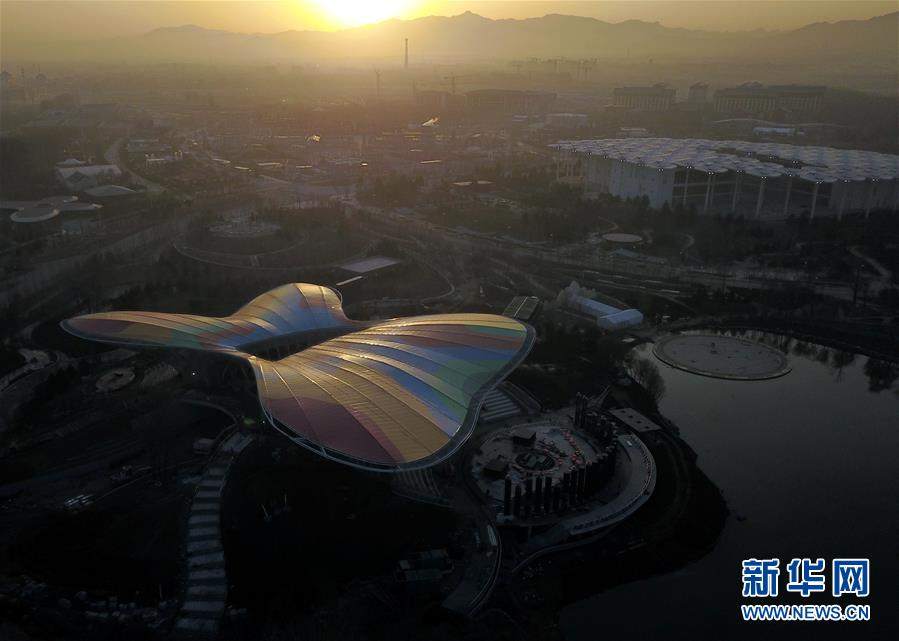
<box><xmin>63</xmin><ymin>284</ymin><xmax>534</xmax><ymax>470</ymax></box>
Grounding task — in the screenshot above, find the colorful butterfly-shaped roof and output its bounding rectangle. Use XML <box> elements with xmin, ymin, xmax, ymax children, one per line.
<box><xmin>62</xmin><ymin>283</ymin><xmax>356</xmax><ymax>353</ymax></box>
<box><xmin>64</xmin><ymin>284</ymin><xmax>533</xmax><ymax>470</ymax></box>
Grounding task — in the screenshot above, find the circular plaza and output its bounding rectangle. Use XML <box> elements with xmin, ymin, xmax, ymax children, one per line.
<box><xmin>601</xmin><ymin>232</ymin><xmax>644</xmax><ymax>245</ymax></box>
<box><xmin>208</xmin><ymin>214</ymin><xmax>281</xmax><ymax>239</ymax></box>
<box><xmin>95</xmin><ymin>367</ymin><xmax>136</xmax><ymax>392</ymax></box>
<box><xmin>653</xmin><ymin>333</ymin><xmax>791</xmax><ymax>380</ymax></box>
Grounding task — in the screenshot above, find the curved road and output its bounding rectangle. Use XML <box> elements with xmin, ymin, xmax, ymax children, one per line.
<box><xmin>104</xmin><ymin>138</ymin><xmax>166</xmax><ymax>194</ymax></box>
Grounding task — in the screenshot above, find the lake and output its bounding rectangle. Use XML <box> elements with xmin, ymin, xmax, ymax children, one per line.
<box><xmin>562</xmin><ymin>333</ymin><xmax>899</xmax><ymax>640</ymax></box>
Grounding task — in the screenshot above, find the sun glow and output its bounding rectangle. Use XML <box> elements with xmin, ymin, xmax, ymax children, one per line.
<box><xmin>311</xmin><ymin>0</ymin><xmax>414</xmax><ymax>28</ymax></box>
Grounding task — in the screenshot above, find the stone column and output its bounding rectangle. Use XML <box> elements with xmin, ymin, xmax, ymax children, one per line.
<box><xmin>703</xmin><ymin>172</ymin><xmax>712</xmax><ymax>214</ymax></box>
<box><xmin>810</xmin><ymin>182</ymin><xmax>820</xmax><ymax>220</ymax></box>
<box><xmin>782</xmin><ymin>175</ymin><xmax>793</xmax><ymax>217</ymax></box>
<box><xmin>755</xmin><ymin>177</ymin><xmax>766</xmax><ymax>219</ymax></box>
<box><xmin>864</xmin><ymin>180</ymin><xmax>874</xmax><ymax>218</ymax></box>
<box><xmin>534</xmin><ymin>476</ymin><xmax>544</xmax><ymax>515</ymax></box>
<box><xmin>838</xmin><ymin>182</ymin><xmax>848</xmax><ymax>221</ymax></box>
<box><xmin>731</xmin><ymin>172</ymin><xmax>742</xmax><ymax>214</ymax></box>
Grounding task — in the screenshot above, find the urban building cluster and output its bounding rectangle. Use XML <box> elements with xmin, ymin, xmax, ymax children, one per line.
<box><xmin>610</xmin><ymin>82</ymin><xmax>826</xmax><ymax>121</ymax></box>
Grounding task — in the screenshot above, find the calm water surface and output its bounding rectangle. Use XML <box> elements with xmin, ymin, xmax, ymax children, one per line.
<box><xmin>562</xmin><ymin>334</ymin><xmax>899</xmax><ymax>640</ymax></box>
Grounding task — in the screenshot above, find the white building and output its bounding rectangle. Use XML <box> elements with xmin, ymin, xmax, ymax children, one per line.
<box><xmin>557</xmin><ymin>281</ymin><xmax>643</xmax><ymax>330</ymax></box>
<box><xmin>56</xmin><ymin>164</ymin><xmax>122</xmax><ymax>190</ymax></box>
<box><xmin>570</xmin><ymin>296</ymin><xmax>644</xmax><ymax>330</ymax></box>
<box><xmin>553</xmin><ymin>138</ymin><xmax>899</xmax><ymax>220</ymax></box>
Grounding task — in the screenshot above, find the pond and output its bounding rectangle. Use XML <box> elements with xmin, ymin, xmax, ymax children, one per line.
<box><xmin>562</xmin><ymin>332</ymin><xmax>899</xmax><ymax>640</ymax></box>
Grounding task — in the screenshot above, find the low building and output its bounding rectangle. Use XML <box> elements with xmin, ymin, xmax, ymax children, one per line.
<box><xmin>465</xmin><ymin>89</ymin><xmax>556</xmax><ymax>118</ymax></box>
<box><xmin>608</xmin><ymin>408</ymin><xmax>662</xmax><ymax>433</ymax></box>
<box><xmin>3</xmin><ymin>195</ymin><xmax>101</xmax><ymax>225</ymax></box>
<box><xmin>714</xmin><ymin>83</ymin><xmax>825</xmax><ymax>120</ymax></box>
<box><xmin>415</xmin><ymin>89</ymin><xmax>456</xmax><ymax>112</ymax></box>
<box><xmin>84</xmin><ymin>185</ymin><xmax>138</xmax><ymax>198</ymax></box>
<box><xmin>512</xmin><ymin>427</ymin><xmax>537</xmax><ymax>447</ymax></box>
<box><xmin>24</xmin><ymin>104</ymin><xmax>134</xmax><ymax>137</ymax></box>
<box><xmin>612</xmin><ymin>84</ymin><xmax>675</xmax><ymax>111</ymax></box>
<box><xmin>483</xmin><ymin>457</ymin><xmax>510</xmax><ymax>478</ymax></box>
<box><xmin>126</xmin><ymin>139</ymin><xmax>171</xmax><ymax>155</ymax></box>
<box><xmin>56</xmin><ymin>158</ymin><xmax>86</xmax><ymax>168</ymax></box>
<box><xmin>399</xmin><ymin>568</ymin><xmax>443</xmax><ymax>593</ymax></box>
<box><xmin>546</xmin><ymin>112</ymin><xmax>589</xmax><ymax>128</ymax></box>
<box><xmin>556</xmin><ymin>282</ymin><xmax>643</xmax><ymax>330</ymax></box>
<box><xmin>411</xmin><ymin>549</ymin><xmax>451</xmax><ymax>571</ymax></box>
<box><xmin>687</xmin><ymin>83</ymin><xmax>709</xmax><ymax>105</ymax></box>
<box><xmin>56</xmin><ymin>164</ymin><xmax>122</xmax><ymax>190</ymax></box>
<box><xmin>451</xmin><ymin>179</ymin><xmax>494</xmax><ymax>192</ymax></box>
<box><xmin>569</xmin><ymin>296</ymin><xmax>644</xmax><ymax>330</ymax></box>
<box><xmin>503</xmin><ymin>296</ymin><xmax>541</xmax><ymax>322</ymax></box>
<box><xmin>337</xmin><ymin>255</ymin><xmax>402</xmax><ymax>279</ymax></box>
<box><xmin>145</xmin><ymin>152</ymin><xmax>184</xmax><ymax>168</ymax></box>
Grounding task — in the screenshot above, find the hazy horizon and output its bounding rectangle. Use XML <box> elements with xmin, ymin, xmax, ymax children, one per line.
<box><xmin>1</xmin><ymin>0</ymin><xmax>895</xmax><ymax>43</ymax></box>
<box><xmin>1</xmin><ymin>0</ymin><xmax>896</xmax><ymax>73</ymax></box>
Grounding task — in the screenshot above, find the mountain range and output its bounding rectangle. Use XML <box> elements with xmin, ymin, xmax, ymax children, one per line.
<box><xmin>17</xmin><ymin>11</ymin><xmax>899</xmax><ymax>64</ymax></box>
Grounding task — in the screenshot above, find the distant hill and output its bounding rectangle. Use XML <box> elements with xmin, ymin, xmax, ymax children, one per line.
<box><xmin>27</xmin><ymin>11</ymin><xmax>899</xmax><ymax>64</ymax></box>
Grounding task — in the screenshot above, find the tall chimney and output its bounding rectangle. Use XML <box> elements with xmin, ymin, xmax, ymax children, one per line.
<box><xmin>404</xmin><ymin>38</ymin><xmax>409</xmax><ymax>70</ymax></box>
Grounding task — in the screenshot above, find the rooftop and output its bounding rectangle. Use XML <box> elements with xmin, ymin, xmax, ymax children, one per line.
<box><xmin>3</xmin><ymin>196</ymin><xmax>102</xmax><ymax>223</ymax></box>
<box><xmin>56</xmin><ymin>164</ymin><xmax>122</xmax><ymax>180</ymax></box>
<box><xmin>338</xmin><ymin>255</ymin><xmax>401</xmax><ymax>274</ymax></box>
<box><xmin>63</xmin><ymin>283</ymin><xmax>535</xmax><ymax>471</ymax></box>
<box><xmin>717</xmin><ymin>83</ymin><xmax>826</xmax><ymax>96</ymax></box>
<box><xmin>552</xmin><ymin>137</ymin><xmax>899</xmax><ymax>183</ymax></box>
<box><xmin>614</xmin><ymin>84</ymin><xmax>675</xmax><ymax>95</ymax></box>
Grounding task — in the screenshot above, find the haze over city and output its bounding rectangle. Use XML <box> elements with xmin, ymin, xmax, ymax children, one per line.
<box><xmin>3</xmin><ymin>1</ymin><xmax>898</xmax><ymax>51</ymax></box>
<box><xmin>3</xmin><ymin>1</ymin><xmax>897</xmax><ymax>34</ymax></box>
<box><xmin>0</xmin><ymin>1</ymin><xmax>897</xmax><ymax>640</ymax></box>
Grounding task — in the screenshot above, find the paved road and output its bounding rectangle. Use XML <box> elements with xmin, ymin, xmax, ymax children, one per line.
<box><xmin>104</xmin><ymin>138</ymin><xmax>166</xmax><ymax>194</ymax></box>
<box><xmin>345</xmin><ymin>201</ymin><xmax>865</xmax><ymax>304</ymax></box>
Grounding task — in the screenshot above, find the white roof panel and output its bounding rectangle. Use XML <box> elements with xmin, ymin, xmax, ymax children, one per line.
<box><xmin>553</xmin><ymin>138</ymin><xmax>899</xmax><ymax>182</ymax></box>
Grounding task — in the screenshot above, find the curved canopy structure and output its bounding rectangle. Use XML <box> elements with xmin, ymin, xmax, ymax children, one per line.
<box><xmin>63</xmin><ymin>283</ymin><xmax>357</xmax><ymax>353</ymax></box>
<box><xmin>64</xmin><ymin>284</ymin><xmax>534</xmax><ymax>471</ymax></box>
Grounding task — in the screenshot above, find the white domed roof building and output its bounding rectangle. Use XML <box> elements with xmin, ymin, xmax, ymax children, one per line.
<box><xmin>553</xmin><ymin>138</ymin><xmax>899</xmax><ymax>220</ymax></box>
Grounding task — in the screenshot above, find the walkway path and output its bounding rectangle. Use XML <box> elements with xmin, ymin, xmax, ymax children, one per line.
<box><xmin>849</xmin><ymin>245</ymin><xmax>896</xmax><ymax>297</ymax></box>
<box><xmin>442</xmin><ymin>517</ymin><xmax>501</xmax><ymax>616</ymax></box>
<box><xmin>173</xmin><ymin>431</ymin><xmax>253</xmax><ymax>637</ymax></box>
<box><xmin>850</xmin><ymin>245</ymin><xmax>892</xmax><ymax>280</ymax></box>
<box><xmin>0</xmin><ymin>349</ymin><xmax>58</xmax><ymax>393</ymax></box>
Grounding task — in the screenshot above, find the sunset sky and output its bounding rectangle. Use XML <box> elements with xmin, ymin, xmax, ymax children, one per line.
<box><xmin>1</xmin><ymin>0</ymin><xmax>895</xmax><ymax>40</ymax></box>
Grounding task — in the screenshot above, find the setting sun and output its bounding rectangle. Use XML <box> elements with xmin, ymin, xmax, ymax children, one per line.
<box><xmin>311</xmin><ymin>0</ymin><xmax>413</xmax><ymax>28</ymax></box>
